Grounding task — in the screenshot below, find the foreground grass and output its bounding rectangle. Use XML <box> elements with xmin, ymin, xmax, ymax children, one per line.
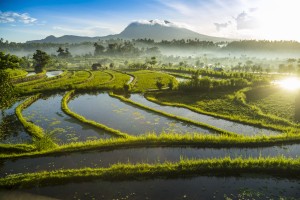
<box><xmin>2</xmin><ymin>131</ymin><xmax>300</xmax><ymax>159</ymax></box>
<box><xmin>1</xmin><ymin>157</ymin><xmax>300</xmax><ymax>188</ymax></box>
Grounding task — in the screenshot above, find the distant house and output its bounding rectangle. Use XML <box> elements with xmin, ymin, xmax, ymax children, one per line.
<box><xmin>92</xmin><ymin>63</ymin><xmax>102</xmax><ymax>71</ymax></box>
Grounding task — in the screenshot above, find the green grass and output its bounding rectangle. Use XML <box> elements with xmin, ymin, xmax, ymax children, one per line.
<box><xmin>15</xmin><ymin>94</ymin><xmax>44</xmax><ymax>139</ymax></box>
<box><xmin>76</xmin><ymin>70</ymin><xmax>112</xmax><ymax>90</ymax></box>
<box><xmin>0</xmin><ymin>143</ymin><xmax>36</xmax><ymax>153</ymax></box>
<box><xmin>147</xmin><ymin>89</ymin><xmax>294</xmax><ymax>132</ymax></box>
<box><xmin>131</xmin><ymin>70</ymin><xmax>176</xmax><ymax>92</ymax></box>
<box><xmin>114</xmin><ymin>69</ymin><xmax>137</xmax><ymax>88</ymax></box>
<box><xmin>5</xmin><ymin>68</ymin><xmax>28</xmax><ymax>78</ymax></box>
<box><xmin>102</xmin><ymin>70</ymin><xmax>131</xmax><ymax>90</ymax></box>
<box><xmin>1</xmin><ymin>157</ymin><xmax>300</xmax><ymax>188</ymax></box>
<box><xmin>2</xmin><ymin>131</ymin><xmax>300</xmax><ymax>159</ymax></box>
<box><xmin>16</xmin><ymin>71</ymin><xmax>91</xmax><ymax>94</ymax></box>
<box><xmin>12</xmin><ymin>70</ymin><xmax>47</xmax><ymax>84</ymax></box>
<box><xmin>15</xmin><ymin>70</ymin><xmax>68</xmax><ymax>87</ymax></box>
<box><xmin>15</xmin><ymin>94</ymin><xmax>57</xmax><ymax>150</ymax></box>
<box><xmin>246</xmin><ymin>86</ymin><xmax>298</xmax><ymax>122</ymax></box>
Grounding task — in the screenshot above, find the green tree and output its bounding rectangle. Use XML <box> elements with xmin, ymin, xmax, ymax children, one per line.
<box><xmin>148</xmin><ymin>56</ymin><xmax>157</xmax><ymax>67</ymax></box>
<box><xmin>123</xmin><ymin>83</ymin><xmax>131</xmax><ymax>93</ymax></box>
<box><xmin>168</xmin><ymin>79</ymin><xmax>174</xmax><ymax>90</ymax></box>
<box><xmin>19</xmin><ymin>56</ymin><xmax>31</xmax><ymax>69</ymax></box>
<box><xmin>33</xmin><ymin>50</ymin><xmax>50</xmax><ymax>73</ymax></box>
<box><xmin>156</xmin><ymin>78</ymin><xmax>164</xmax><ymax>90</ymax></box>
<box><xmin>57</xmin><ymin>47</ymin><xmax>71</xmax><ymax>58</ymax></box>
<box><xmin>109</xmin><ymin>63</ymin><xmax>115</xmax><ymax>69</ymax></box>
<box><xmin>191</xmin><ymin>70</ymin><xmax>200</xmax><ymax>86</ymax></box>
<box><xmin>92</xmin><ymin>63</ymin><xmax>101</xmax><ymax>71</ymax></box>
<box><xmin>0</xmin><ymin>52</ymin><xmax>20</xmax><ymax>108</ymax></box>
<box><xmin>57</xmin><ymin>47</ymin><xmax>65</xmax><ymax>57</ymax></box>
<box><xmin>65</xmin><ymin>48</ymin><xmax>71</xmax><ymax>57</ymax></box>
<box><xmin>94</xmin><ymin>43</ymin><xmax>105</xmax><ymax>56</ymax></box>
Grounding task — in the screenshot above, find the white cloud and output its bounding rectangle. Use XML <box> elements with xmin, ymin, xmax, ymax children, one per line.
<box><xmin>132</xmin><ymin>19</ymin><xmax>192</xmax><ymax>29</ymax></box>
<box><xmin>0</xmin><ymin>11</ymin><xmax>37</xmax><ymax>24</ymax></box>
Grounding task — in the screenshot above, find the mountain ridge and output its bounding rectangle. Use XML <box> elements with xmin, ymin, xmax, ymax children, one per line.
<box><xmin>27</xmin><ymin>20</ymin><xmax>233</xmax><ymax>43</ymax></box>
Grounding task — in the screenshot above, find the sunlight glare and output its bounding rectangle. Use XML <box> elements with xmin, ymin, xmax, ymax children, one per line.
<box><xmin>276</xmin><ymin>77</ymin><xmax>300</xmax><ymax>91</ymax></box>
<box><xmin>256</xmin><ymin>0</ymin><xmax>300</xmax><ymax>41</ymax></box>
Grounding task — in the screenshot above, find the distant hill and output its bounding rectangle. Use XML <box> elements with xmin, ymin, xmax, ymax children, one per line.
<box><xmin>26</xmin><ymin>20</ymin><xmax>233</xmax><ymax>43</ymax></box>
<box><xmin>27</xmin><ymin>35</ymin><xmax>102</xmax><ymax>44</ymax></box>
<box><xmin>118</xmin><ymin>20</ymin><xmax>230</xmax><ymax>42</ymax></box>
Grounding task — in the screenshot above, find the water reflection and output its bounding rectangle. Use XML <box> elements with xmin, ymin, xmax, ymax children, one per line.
<box><xmin>22</xmin><ymin>94</ymin><xmax>112</xmax><ymax>144</ymax></box>
<box><xmin>129</xmin><ymin>94</ymin><xmax>280</xmax><ymax>136</ymax></box>
<box><xmin>0</xmin><ymin>101</ymin><xmax>32</xmax><ymax>144</ymax></box>
<box><xmin>69</xmin><ymin>92</ymin><xmax>213</xmax><ymax>135</ymax></box>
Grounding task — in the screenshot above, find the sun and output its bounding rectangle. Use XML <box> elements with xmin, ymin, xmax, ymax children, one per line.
<box><xmin>276</xmin><ymin>77</ymin><xmax>300</xmax><ymax>91</ymax></box>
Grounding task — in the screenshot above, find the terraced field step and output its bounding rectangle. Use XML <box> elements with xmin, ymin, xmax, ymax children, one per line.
<box><xmin>1</xmin><ymin>144</ymin><xmax>299</xmax><ymax>177</ymax></box>
<box><xmin>68</xmin><ymin>93</ymin><xmax>214</xmax><ymax>136</ymax></box>
<box><xmin>3</xmin><ymin>175</ymin><xmax>297</xmax><ymax>200</ymax></box>
<box><xmin>129</xmin><ymin>94</ymin><xmax>281</xmax><ymax>136</ymax></box>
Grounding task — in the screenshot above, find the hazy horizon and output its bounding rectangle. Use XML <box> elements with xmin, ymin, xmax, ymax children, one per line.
<box><xmin>1</xmin><ymin>0</ymin><xmax>300</xmax><ymax>43</ymax></box>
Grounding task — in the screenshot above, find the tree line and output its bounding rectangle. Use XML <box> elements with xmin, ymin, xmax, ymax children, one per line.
<box><xmin>2</xmin><ymin>38</ymin><xmax>300</xmax><ymax>53</ymax></box>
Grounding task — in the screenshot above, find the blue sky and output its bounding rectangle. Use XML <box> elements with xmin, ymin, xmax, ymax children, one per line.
<box><xmin>1</xmin><ymin>0</ymin><xmax>299</xmax><ymax>42</ymax></box>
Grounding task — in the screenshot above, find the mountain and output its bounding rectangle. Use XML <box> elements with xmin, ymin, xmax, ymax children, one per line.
<box><xmin>26</xmin><ymin>20</ymin><xmax>232</xmax><ymax>43</ymax></box>
<box><xmin>27</xmin><ymin>35</ymin><xmax>102</xmax><ymax>44</ymax></box>
<box><xmin>118</xmin><ymin>20</ymin><xmax>230</xmax><ymax>42</ymax></box>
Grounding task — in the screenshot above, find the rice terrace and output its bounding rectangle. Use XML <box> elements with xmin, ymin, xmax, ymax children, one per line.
<box><xmin>1</xmin><ymin>0</ymin><xmax>300</xmax><ymax>199</ymax></box>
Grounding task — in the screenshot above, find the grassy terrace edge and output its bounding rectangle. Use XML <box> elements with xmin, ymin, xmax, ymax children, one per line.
<box><xmin>61</xmin><ymin>90</ymin><xmax>129</xmax><ymax>138</ymax></box>
<box><xmin>1</xmin><ymin>157</ymin><xmax>300</xmax><ymax>188</ymax></box>
<box><xmin>15</xmin><ymin>94</ymin><xmax>45</xmax><ymax>139</ymax></box>
<box><xmin>2</xmin><ymin>132</ymin><xmax>300</xmax><ymax>159</ymax></box>
<box><xmin>15</xmin><ymin>94</ymin><xmax>57</xmax><ymax>149</ymax></box>
<box><xmin>110</xmin><ymin>92</ymin><xmax>238</xmax><ymax>137</ymax></box>
<box><xmin>145</xmin><ymin>91</ymin><xmax>293</xmax><ymax>132</ymax></box>
<box><xmin>0</xmin><ymin>143</ymin><xmax>36</xmax><ymax>153</ymax></box>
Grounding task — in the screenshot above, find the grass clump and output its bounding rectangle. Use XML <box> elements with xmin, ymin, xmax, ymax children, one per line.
<box><xmin>15</xmin><ymin>94</ymin><xmax>57</xmax><ymax>150</ymax></box>
<box><xmin>1</xmin><ymin>157</ymin><xmax>300</xmax><ymax>188</ymax></box>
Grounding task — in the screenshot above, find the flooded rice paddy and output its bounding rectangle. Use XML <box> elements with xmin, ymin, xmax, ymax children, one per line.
<box><xmin>69</xmin><ymin>93</ymin><xmax>213</xmax><ymax>136</ymax></box>
<box><xmin>1</xmin><ymin>176</ymin><xmax>298</xmax><ymax>200</ymax></box>
<box><xmin>0</xmin><ymin>101</ymin><xmax>32</xmax><ymax>144</ymax></box>
<box><xmin>129</xmin><ymin>94</ymin><xmax>280</xmax><ymax>136</ymax></box>
<box><xmin>1</xmin><ymin>144</ymin><xmax>299</xmax><ymax>177</ymax></box>
<box><xmin>22</xmin><ymin>94</ymin><xmax>112</xmax><ymax>144</ymax></box>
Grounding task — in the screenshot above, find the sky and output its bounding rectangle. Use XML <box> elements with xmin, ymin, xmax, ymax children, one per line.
<box><xmin>1</xmin><ymin>0</ymin><xmax>300</xmax><ymax>42</ymax></box>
